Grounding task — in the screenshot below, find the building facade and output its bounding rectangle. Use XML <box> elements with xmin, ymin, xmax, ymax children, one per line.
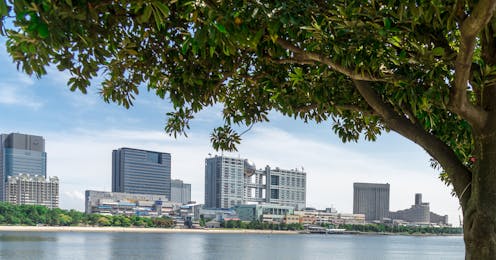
<box><xmin>236</xmin><ymin>204</ymin><xmax>295</xmax><ymax>222</ymax></box>
<box><xmin>5</xmin><ymin>174</ymin><xmax>59</xmax><ymax>208</ymax></box>
<box><xmin>205</xmin><ymin>156</ymin><xmax>245</xmax><ymax>208</ymax></box>
<box><xmin>247</xmin><ymin>166</ymin><xmax>306</xmax><ymax>209</ymax></box>
<box><xmin>85</xmin><ymin>190</ymin><xmax>177</xmax><ymax>216</ymax></box>
<box><xmin>171</xmin><ymin>179</ymin><xmax>191</xmax><ymax>204</ymax></box>
<box><xmin>353</xmin><ymin>182</ymin><xmax>390</xmax><ymax>221</ymax></box>
<box><xmin>205</xmin><ymin>155</ymin><xmax>306</xmax><ymax>209</ymax></box>
<box><xmin>0</xmin><ymin>133</ymin><xmax>47</xmax><ymax>201</ymax></box>
<box><xmin>112</xmin><ymin>148</ymin><xmax>171</xmax><ymax>199</ymax></box>
<box><xmin>390</xmin><ymin>193</ymin><xmax>450</xmax><ymax>225</ymax></box>
<box><xmin>389</xmin><ymin>193</ymin><xmax>430</xmax><ymax>224</ymax></box>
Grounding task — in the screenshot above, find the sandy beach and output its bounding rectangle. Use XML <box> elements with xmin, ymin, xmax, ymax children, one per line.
<box><xmin>0</xmin><ymin>225</ymin><xmax>299</xmax><ymax>234</ymax></box>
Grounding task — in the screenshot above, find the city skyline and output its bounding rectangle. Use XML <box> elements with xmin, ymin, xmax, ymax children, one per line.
<box><xmin>0</xmin><ymin>41</ymin><xmax>460</xmax><ymax>225</ymax></box>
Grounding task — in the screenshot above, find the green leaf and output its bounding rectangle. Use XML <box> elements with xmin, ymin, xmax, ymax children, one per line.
<box><xmin>0</xmin><ymin>0</ymin><xmax>8</xmax><ymax>16</ymax></box>
<box><xmin>214</xmin><ymin>23</ymin><xmax>227</xmax><ymax>34</ymax></box>
<box><xmin>432</xmin><ymin>47</ymin><xmax>444</xmax><ymax>57</ymax></box>
<box><xmin>37</xmin><ymin>23</ymin><xmax>49</xmax><ymax>38</ymax></box>
<box><xmin>383</xmin><ymin>17</ymin><xmax>391</xmax><ymax>29</ymax></box>
<box><xmin>153</xmin><ymin>2</ymin><xmax>170</xmax><ymax>18</ymax></box>
<box><xmin>389</xmin><ymin>36</ymin><xmax>401</xmax><ymax>47</ymax></box>
<box><xmin>139</xmin><ymin>5</ymin><xmax>152</xmax><ymax>23</ymax></box>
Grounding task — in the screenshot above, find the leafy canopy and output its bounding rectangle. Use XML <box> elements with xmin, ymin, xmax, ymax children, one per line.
<box><xmin>0</xmin><ymin>0</ymin><xmax>479</xmax><ymax>167</ymax></box>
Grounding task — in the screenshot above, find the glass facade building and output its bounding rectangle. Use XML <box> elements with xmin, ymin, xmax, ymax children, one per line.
<box><xmin>0</xmin><ymin>133</ymin><xmax>47</xmax><ymax>201</ymax></box>
<box><xmin>112</xmin><ymin>148</ymin><xmax>171</xmax><ymax>199</ymax></box>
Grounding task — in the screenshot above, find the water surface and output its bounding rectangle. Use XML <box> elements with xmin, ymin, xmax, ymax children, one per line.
<box><xmin>0</xmin><ymin>232</ymin><xmax>464</xmax><ymax>259</ymax></box>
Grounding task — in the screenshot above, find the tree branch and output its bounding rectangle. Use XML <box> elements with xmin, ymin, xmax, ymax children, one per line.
<box><xmin>275</xmin><ymin>38</ymin><xmax>394</xmax><ymax>83</ymax></box>
<box><xmin>450</xmin><ymin>0</ymin><xmax>496</xmax><ymax>130</ymax></box>
<box><xmin>353</xmin><ymin>80</ymin><xmax>472</xmax><ymax>207</ymax></box>
<box><xmin>269</xmin><ymin>57</ymin><xmax>317</xmax><ymax>66</ymax></box>
<box><xmin>293</xmin><ymin>103</ymin><xmax>376</xmax><ymax>116</ymax></box>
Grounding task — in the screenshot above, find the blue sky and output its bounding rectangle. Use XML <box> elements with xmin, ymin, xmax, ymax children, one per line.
<box><xmin>0</xmin><ymin>43</ymin><xmax>462</xmax><ymax>226</ymax></box>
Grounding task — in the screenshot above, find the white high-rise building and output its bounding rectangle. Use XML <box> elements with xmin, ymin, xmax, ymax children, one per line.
<box><xmin>5</xmin><ymin>174</ymin><xmax>59</xmax><ymax>209</ymax></box>
<box><xmin>205</xmin><ymin>156</ymin><xmax>245</xmax><ymax>208</ymax></box>
<box><xmin>205</xmin><ymin>156</ymin><xmax>306</xmax><ymax>209</ymax></box>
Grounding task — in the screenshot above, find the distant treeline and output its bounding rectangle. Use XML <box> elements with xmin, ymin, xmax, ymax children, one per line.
<box><xmin>218</xmin><ymin>219</ymin><xmax>304</xmax><ymax>230</ymax></box>
<box><xmin>0</xmin><ymin>202</ymin><xmax>174</xmax><ymax>228</ymax></box>
<box><xmin>332</xmin><ymin>223</ymin><xmax>463</xmax><ymax>234</ymax></box>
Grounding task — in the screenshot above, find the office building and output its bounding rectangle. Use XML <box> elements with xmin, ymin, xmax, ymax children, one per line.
<box><xmin>112</xmin><ymin>148</ymin><xmax>171</xmax><ymax>199</ymax></box>
<box><xmin>353</xmin><ymin>182</ymin><xmax>390</xmax><ymax>221</ymax></box>
<box><xmin>171</xmin><ymin>179</ymin><xmax>191</xmax><ymax>204</ymax></box>
<box><xmin>5</xmin><ymin>174</ymin><xmax>59</xmax><ymax>208</ymax></box>
<box><xmin>205</xmin><ymin>156</ymin><xmax>245</xmax><ymax>208</ymax></box>
<box><xmin>390</xmin><ymin>193</ymin><xmax>450</xmax><ymax>225</ymax></box>
<box><xmin>389</xmin><ymin>193</ymin><xmax>430</xmax><ymax>224</ymax></box>
<box><xmin>247</xmin><ymin>165</ymin><xmax>306</xmax><ymax>209</ymax></box>
<box><xmin>85</xmin><ymin>190</ymin><xmax>177</xmax><ymax>216</ymax></box>
<box><xmin>0</xmin><ymin>133</ymin><xmax>47</xmax><ymax>201</ymax></box>
<box><xmin>205</xmin><ymin>155</ymin><xmax>306</xmax><ymax>209</ymax></box>
<box><xmin>236</xmin><ymin>204</ymin><xmax>295</xmax><ymax>223</ymax></box>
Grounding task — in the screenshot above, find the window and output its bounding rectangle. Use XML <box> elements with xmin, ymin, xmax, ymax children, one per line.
<box><xmin>271</xmin><ymin>189</ymin><xmax>279</xmax><ymax>199</ymax></box>
<box><xmin>146</xmin><ymin>152</ymin><xmax>160</xmax><ymax>163</ymax></box>
<box><xmin>271</xmin><ymin>176</ymin><xmax>279</xmax><ymax>186</ymax></box>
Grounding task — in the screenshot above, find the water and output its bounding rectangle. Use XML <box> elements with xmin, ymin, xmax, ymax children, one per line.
<box><xmin>0</xmin><ymin>232</ymin><xmax>464</xmax><ymax>260</ymax></box>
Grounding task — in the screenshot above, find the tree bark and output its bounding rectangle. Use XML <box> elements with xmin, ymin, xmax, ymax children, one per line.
<box><xmin>463</xmin><ymin>128</ymin><xmax>496</xmax><ymax>259</ymax></box>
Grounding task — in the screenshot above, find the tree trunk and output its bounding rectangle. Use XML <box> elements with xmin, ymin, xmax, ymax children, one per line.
<box><xmin>463</xmin><ymin>132</ymin><xmax>496</xmax><ymax>259</ymax></box>
<box><xmin>463</xmin><ymin>209</ymin><xmax>496</xmax><ymax>259</ymax></box>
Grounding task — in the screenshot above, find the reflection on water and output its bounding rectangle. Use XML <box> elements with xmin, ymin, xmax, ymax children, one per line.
<box><xmin>0</xmin><ymin>231</ymin><xmax>464</xmax><ymax>260</ymax></box>
<box><xmin>0</xmin><ymin>233</ymin><xmax>56</xmax><ymax>242</ymax></box>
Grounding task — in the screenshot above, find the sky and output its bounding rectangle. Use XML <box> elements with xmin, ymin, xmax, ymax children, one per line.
<box><xmin>0</xmin><ymin>43</ymin><xmax>462</xmax><ymax>226</ymax></box>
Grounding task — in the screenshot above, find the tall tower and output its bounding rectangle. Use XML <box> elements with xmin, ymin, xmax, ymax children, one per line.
<box><xmin>415</xmin><ymin>193</ymin><xmax>422</xmax><ymax>205</ymax></box>
<box><xmin>112</xmin><ymin>148</ymin><xmax>171</xmax><ymax>199</ymax></box>
<box><xmin>205</xmin><ymin>156</ymin><xmax>245</xmax><ymax>208</ymax></box>
<box><xmin>353</xmin><ymin>182</ymin><xmax>390</xmax><ymax>221</ymax></box>
<box><xmin>0</xmin><ymin>133</ymin><xmax>47</xmax><ymax>201</ymax></box>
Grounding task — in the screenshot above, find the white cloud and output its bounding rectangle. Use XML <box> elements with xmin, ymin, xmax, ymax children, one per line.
<box><xmin>63</xmin><ymin>190</ymin><xmax>85</xmax><ymax>201</ymax></box>
<box><xmin>44</xmin><ymin>126</ymin><xmax>461</xmax><ymax>226</ymax></box>
<box><xmin>0</xmin><ymin>82</ymin><xmax>43</xmax><ymax>109</ymax></box>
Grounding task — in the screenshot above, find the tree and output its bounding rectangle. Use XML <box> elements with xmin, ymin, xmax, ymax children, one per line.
<box><xmin>1</xmin><ymin>0</ymin><xmax>496</xmax><ymax>258</ymax></box>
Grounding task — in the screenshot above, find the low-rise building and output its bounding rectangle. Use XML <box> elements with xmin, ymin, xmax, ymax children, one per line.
<box><xmin>85</xmin><ymin>190</ymin><xmax>180</xmax><ymax>216</ymax></box>
<box><xmin>293</xmin><ymin>209</ymin><xmax>365</xmax><ymax>225</ymax></box>
<box><xmin>235</xmin><ymin>204</ymin><xmax>294</xmax><ymax>222</ymax></box>
<box><xmin>389</xmin><ymin>194</ymin><xmax>450</xmax><ymax>226</ymax></box>
<box><xmin>200</xmin><ymin>208</ymin><xmax>238</xmax><ymax>222</ymax></box>
<box><xmin>282</xmin><ymin>214</ymin><xmax>300</xmax><ymax>224</ymax></box>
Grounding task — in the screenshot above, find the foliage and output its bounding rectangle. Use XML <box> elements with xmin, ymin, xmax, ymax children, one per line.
<box><xmin>220</xmin><ymin>220</ymin><xmax>303</xmax><ymax>231</ymax></box>
<box><xmin>336</xmin><ymin>223</ymin><xmax>463</xmax><ymax>235</ymax></box>
<box><xmin>0</xmin><ymin>202</ymin><xmax>174</xmax><ymax>228</ymax></box>
<box><xmin>3</xmin><ymin>0</ymin><xmax>496</xmax><ymax>256</ymax></box>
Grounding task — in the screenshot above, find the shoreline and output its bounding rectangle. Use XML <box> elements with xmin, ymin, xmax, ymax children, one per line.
<box><xmin>0</xmin><ymin>226</ymin><xmax>462</xmax><ymax>236</ymax></box>
<box><xmin>0</xmin><ymin>225</ymin><xmax>299</xmax><ymax>234</ymax></box>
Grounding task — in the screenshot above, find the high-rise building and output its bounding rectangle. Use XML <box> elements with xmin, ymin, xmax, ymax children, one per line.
<box><xmin>112</xmin><ymin>148</ymin><xmax>171</xmax><ymax>199</ymax></box>
<box><xmin>353</xmin><ymin>182</ymin><xmax>390</xmax><ymax>221</ymax></box>
<box><xmin>205</xmin><ymin>156</ymin><xmax>245</xmax><ymax>208</ymax></box>
<box><xmin>5</xmin><ymin>174</ymin><xmax>59</xmax><ymax>208</ymax></box>
<box><xmin>0</xmin><ymin>133</ymin><xmax>51</xmax><ymax>202</ymax></box>
<box><xmin>205</xmin><ymin>155</ymin><xmax>306</xmax><ymax>209</ymax></box>
<box><xmin>171</xmin><ymin>179</ymin><xmax>191</xmax><ymax>204</ymax></box>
